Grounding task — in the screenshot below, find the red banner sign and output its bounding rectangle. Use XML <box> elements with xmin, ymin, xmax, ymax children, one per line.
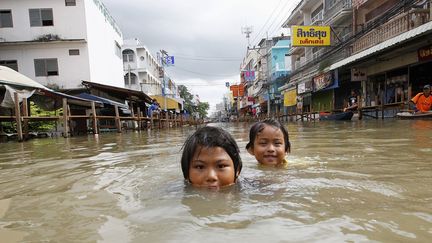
<box><xmin>230</xmin><ymin>84</ymin><xmax>245</xmax><ymax>97</ymax></box>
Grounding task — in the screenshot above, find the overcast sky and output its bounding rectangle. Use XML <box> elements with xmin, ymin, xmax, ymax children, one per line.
<box><xmin>102</xmin><ymin>0</ymin><xmax>301</xmax><ymax>113</ymax></box>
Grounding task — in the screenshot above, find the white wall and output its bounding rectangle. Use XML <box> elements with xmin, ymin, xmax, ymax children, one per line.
<box><xmin>84</xmin><ymin>0</ymin><xmax>123</xmax><ymax>88</ymax></box>
<box><xmin>122</xmin><ymin>38</ymin><xmax>163</xmax><ymax>95</ymax></box>
<box><xmin>0</xmin><ymin>0</ymin><xmax>87</xmax><ymax>42</ymax></box>
<box><xmin>0</xmin><ymin>42</ymin><xmax>90</xmax><ymax>89</ymax></box>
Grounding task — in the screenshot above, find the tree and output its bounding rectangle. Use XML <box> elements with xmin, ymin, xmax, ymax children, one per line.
<box><xmin>178</xmin><ymin>85</ymin><xmax>194</xmax><ymax>114</ymax></box>
<box><xmin>178</xmin><ymin>85</ymin><xmax>209</xmax><ymax>118</ymax></box>
<box><xmin>197</xmin><ymin>102</ymin><xmax>209</xmax><ymax>119</ymax></box>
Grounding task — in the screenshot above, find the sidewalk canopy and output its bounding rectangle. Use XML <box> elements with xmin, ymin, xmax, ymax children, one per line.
<box><xmin>151</xmin><ymin>95</ymin><xmax>183</xmax><ymax>111</ymax></box>
<box><xmin>75</xmin><ymin>93</ymin><xmax>129</xmax><ymax>113</ymax></box>
<box><xmin>0</xmin><ymin>66</ymin><xmax>102</xmax><ymax>109</ymax></box>
<box><xmin>0</xmin><ymin>65</ymin><xmax>46</xmax><ymax>89</ymax></box>
<box><xmin>82</xmin><ymin>80</ymin><xmax>152</xmax><ymax>104</ymax></box>
<box><xmin>330</xmin><ymin>21</ymin><xmax>432</xmax><ymax>70</ymax></box>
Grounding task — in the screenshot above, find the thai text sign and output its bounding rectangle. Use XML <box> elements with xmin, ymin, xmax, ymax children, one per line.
<box><xmin>313</xmin><ymin>72</ymin><xmax>333</xmax><ymax>91</ymax></box>
<box><xmin>242</xmin><ymin>70</ymin><xmax>255</xmax><ymax>82</ymax></box>
<box><xmin>351</xmin><ymin>67</ymin><xmax>367</xmax><ymax>82</ymax></box>
<box><xmin>284</xmin><ymin>89</ymin><xmax>297</xmax><ymax>107</ymax></box>
<box><xmin>292</xmin><ymin>26</ymin><xmax>331</xmax><ymax>46</ymax></box>
<box><xmin>418</xmin><ymin>45</ymin><xmax>432</xmax><ymax>62</ymax></box>
<box><xmin>230</xmin><ymin>84</ymin><xmax>245</xmax><ymax>97</ymax></box>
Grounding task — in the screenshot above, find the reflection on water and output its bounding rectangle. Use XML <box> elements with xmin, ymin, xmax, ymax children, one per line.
<box><xmin>0</xmin><ymin>120</ymin><xmax>431</xmax><ymax>242</ymax></box>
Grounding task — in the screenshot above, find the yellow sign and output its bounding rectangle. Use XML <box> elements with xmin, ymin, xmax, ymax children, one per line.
<box><xmin>291</xmin><ymin>26</ymin><xmax>331</xmax><ymax>46</ymax></box>
<box><xmin>284</xmin><ymin>89</ymin><xmax>297</xmax><ymax>107</ymax></box>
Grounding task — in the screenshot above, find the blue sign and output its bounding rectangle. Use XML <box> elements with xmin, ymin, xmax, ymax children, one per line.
<box><xmin>225</xmin><ymin>82</ymin><xmax>230</xmax><ymax>87</ymax></box>
<box><xmin>165</xmin><ymin>56</ymin><xmax>175</xmax><ymax>66</ymax></box>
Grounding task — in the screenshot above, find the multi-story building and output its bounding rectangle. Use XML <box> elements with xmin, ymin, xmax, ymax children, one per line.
<box><xmin>282</xmin><ymin>0</ymin><xmax>355</xmax><ymax>113</ymax></box>
<box><xmin>331</xmin><ymin>0</ymin><xmax>431</xmax><ymax>117</ymax></box>
<box><xmin>283</xmin><ymin>0</ymin><xmax>432</xmax><ymax>117</ymax></box>
<box><xmin>122</xmin><ymin>38</ymin><xmax>162</xmax><ymax>95</ymax></box>
<box><xmin>0</xmin><ymin>0</ymin><xmax>124</xmax><ymax>89</ymax></box>
<box><xmin>122</xmin><ymin>38</ymin><xmax>183</xmax><ymax>111</ymax></box>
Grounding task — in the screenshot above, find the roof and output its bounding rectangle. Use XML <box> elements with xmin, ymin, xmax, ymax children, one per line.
<box><xmin>330</xmin><ymin>21</ymin><xmax>432</xmax><ymax>71</ymax></box>
<box><xmin>0</xmin><ymin>65</ymin><xmax>46</xmax><ymax>89</ymax></box>
<box><xmin>82</xmin><ymin>80</ymin><xmax>153</xmax><ymax>104</ymax></box>
<box><xmin>0</xmin><ymin>66</ymin><xmax>102</xmax><ymax>108</ymax></box>
<box><xmin>76</xmin><ymin>93</ymin><xmax>129</xmax><ymax>109</ymax></box>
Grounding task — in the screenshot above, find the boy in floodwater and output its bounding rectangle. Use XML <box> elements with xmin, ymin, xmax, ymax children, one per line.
<box><xmin>181</xmin><ymin>126</ymin><xmax>242</xmax><ymax>191</ymax></box>
<box><xmin>246</xmin><ymin>119</ymin><xmax>290</xmax><ymax>166</ymax></box>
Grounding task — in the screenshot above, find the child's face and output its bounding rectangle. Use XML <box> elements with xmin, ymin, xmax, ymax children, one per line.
<box><xmin>188</xmin><ymin>146</ymin><xmax>236</xmax><ymax>190</ymax></box>
<box><xmin>248</xmin><ymin>125</ymin><xmax>286</xmax><ymax>166</ymax></box>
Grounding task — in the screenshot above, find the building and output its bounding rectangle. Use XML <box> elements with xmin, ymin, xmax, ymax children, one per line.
<box><xmin>282</xmin><ymin>0</ymin><xmax>432</xmax><ymax>118</ymax></box>
<box><xmin>337</xmin><ymin>0</ymin><xmax>432</xmax><ymax>118</ymax></box>
<box><xmin>0</xmin><ymin>0</ymin><xmax>124</xmax><ymax>89</ymax></box>
<box><xmin>122</xmin><ymin>38</ymin><xmax>162</xmax><ymax>95</ymax></box>
<box><xmin>281</xmin><ymin>0</ymin><xmax>353</xmax><ymax>113</ymax></box>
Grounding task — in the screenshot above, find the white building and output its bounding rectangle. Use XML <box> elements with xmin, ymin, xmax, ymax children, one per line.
<box><xmin>0</xmin><ymin>0</ymin><xmax>124</xmax><ymax>89</ymax></box>
<box><xmin>122</xmin><ymin>38</ymin><xmax>162</xmax><ymax>95</ymax></box>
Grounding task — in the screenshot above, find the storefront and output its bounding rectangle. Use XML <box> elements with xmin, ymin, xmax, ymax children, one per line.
<box><xmin>311</xmin><ymin>71</ymin><xmax>337</xmax><ymax>112</ymax></box>
<box><xmin>296</xmin><ymin>80</ymin><xmax>313</xmax><ymax>113</ymax></box>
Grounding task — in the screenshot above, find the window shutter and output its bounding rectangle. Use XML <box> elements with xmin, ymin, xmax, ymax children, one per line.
<box><xmin>0</xmin><ymin>11</ymin><xmax>13</xmax><ymax>27</ymax></box>
<box><xmin>46</xmin><ymin>59</ymin><xmax>58</xmax><ymax>75</ymax></box>
<box><xmin>41</xmin><ymin>9</ymin><xmax>53</xmax><ymax>26</ymax></box>
<box><xmin>34</xmin><ymin>59</ymin><xmax>46</xmax><ymax>76</ymax></box>
<box><xmin>29</xmin><ymin>9</ymin><xmax>41</xmax><ymax>26</ymax></box>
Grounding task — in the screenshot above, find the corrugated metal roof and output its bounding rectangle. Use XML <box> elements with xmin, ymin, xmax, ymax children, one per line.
<box><xmin>330</xmin><ymin>21</ymin><xmax>432</xmax><ymax>70</ymax></box>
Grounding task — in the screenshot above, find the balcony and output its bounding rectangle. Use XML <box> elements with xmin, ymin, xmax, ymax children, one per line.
<box><xmin>294</xmin><ymin>57</ymin><xmax>307</xmax><ymax>70</ymax></box>
<box><xmin>311</xmin><ymin>11</ymin><xmax>324</xmax><ymax>25</ymax></box>
<box><xmin>353</xmin><ymin>9</ymin><xmax>430</xmax><ymax>54</ymax></box>
<box><xmin>324</xmin><ymin>0</ymin><xmax>352</xmax><ymax>24</ymax></box>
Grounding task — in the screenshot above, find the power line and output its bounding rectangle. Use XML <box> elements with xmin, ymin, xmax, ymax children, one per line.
<box><xmin>170</xmin><ymin>65</ymin><xmax>238</xmax><ymax>77</ymax></box>
<box><xmin>250</xmin><ymin>0</ymin><xmax>284</xmax><ymax>45</ymax></box>
<box><xmin>268</xmin><ymin>0</ymin><xmax>301</xmax><ymax>38</ymax></box>
<box><xmin>175</xmin><ymin>56</ymin><xmax>242</xmax><ymax>62</ymax></box>
<box><xmin>172</xmin><ymin>53</ymin><xmax>241</xmax><ymax>59</ymax></box>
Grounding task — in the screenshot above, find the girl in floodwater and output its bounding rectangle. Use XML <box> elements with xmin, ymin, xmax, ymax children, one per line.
<box><xmin>181</xmin><ymin>126</ymin><xmax>242</xmax><ymax>191</ymax></box>
<box><xmin>246</xmin><ymin>119</ymin><xmax>291</xmax><ymax>167</ymax></box>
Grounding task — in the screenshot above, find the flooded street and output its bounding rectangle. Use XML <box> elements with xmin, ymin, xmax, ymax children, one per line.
<box><xmin>0</xmin><ymin>120</ymin><xmax>432</xmax><ymax>242</ymax></box>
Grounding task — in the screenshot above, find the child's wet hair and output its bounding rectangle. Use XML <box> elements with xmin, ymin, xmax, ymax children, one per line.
<box><xmin>245</xmin><ymin>119</ymin><xmax>290</xmax><ymax>153</ymax></box>
<box><xmin>181</xmin><ymin>126</ymin><xmax>242</xmax><ymax>180</ymax></box>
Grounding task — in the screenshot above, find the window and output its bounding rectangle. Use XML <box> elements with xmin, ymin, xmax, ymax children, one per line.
<box><xmin>69</xmin><ymin>49</ymin><xmax>80</xmax><ymax>55</ymax></box>
<box><xmin>65</xmin><ymin>0</ymin><xmax>76</xmax><ymax>6</ymax></box>
<box><xmin>29</xmin><ymin>9</ymin><xmax>53</xmax><ymax>27</ymax></box>
<box><xmin>0</xmin><ymin>60</ymin><xmax>18</xmax><ymax>71</ymax></box>
<box><xmin>34</xmin><ymin>59</ymin><xmax>58</xmax><ymax>76</ymax></box>
<box><xmin>0</xmin><ymin>10</ymin><xmax>13</xmax><ymax>28</ymax></box>
<box><xmin>122</xmin><ymin>49</ymin><xmax>135</xmax><ymax>62</ymax></box>
<box><xmin>124</xmin><ymin>73</ymin><xmax>136</xmax><ymax>85</ymax></box>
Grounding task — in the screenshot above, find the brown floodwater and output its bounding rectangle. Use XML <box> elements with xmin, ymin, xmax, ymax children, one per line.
<box><xmin>0</xmin><ymin>120</ymin><xmax>431</xmax><ymax>242</ymax></box>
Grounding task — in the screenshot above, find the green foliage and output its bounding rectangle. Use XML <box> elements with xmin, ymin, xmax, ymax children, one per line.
<box><xmin>29</xmin><ymin>101</ymin><xmax>59</xmax><ymax>131</ymax></box>
<box><xmin>197</xmin><ymin>102</ymin><xmax>209</xmax><ymax>119</ymax></box>
<box><xmin>178</xmin><ymin>85</ymin><xmax>209</xmax><ymax>118</ymax></box>
<box><xmin>178</xmin><ymin>85</ymin><xmax>195</xmax><ymax>113</ymax></box>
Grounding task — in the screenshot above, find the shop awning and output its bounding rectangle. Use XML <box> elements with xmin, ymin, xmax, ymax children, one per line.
<box><xmin>151</xmin><ymin>95</ymin><xmax>183</xmax><ymax>111</ymax></box>
<box><xmin>330</xmin><ymin>21</ymin><xmax>432</xmax><ymax>71</ymax></box>
<box><xmin>76</xmin><ymin>93</ymin><xmax>129</xmax><ymax>110</ymax></box>
<box><xmin>1</xmin><ymin>66</ymin><xmax>102</xmax><ymax>109</ymax></box>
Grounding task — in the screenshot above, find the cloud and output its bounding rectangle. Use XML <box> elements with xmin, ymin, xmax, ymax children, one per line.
<box><xmin>102</xmin><ymin>0</ymin><xmax>300</xmax><ymax>113</ymax></box>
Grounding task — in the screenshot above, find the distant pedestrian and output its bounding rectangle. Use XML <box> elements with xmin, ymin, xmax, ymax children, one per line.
<box><xmin>246</xmin><ymin>119</ymin><xmax>290</xmax><ymax>167</ymax></box>
<box><xmin>147</xmin><ymin>99</ymin><xmax>160</xmax><ymax>117</ymax></box>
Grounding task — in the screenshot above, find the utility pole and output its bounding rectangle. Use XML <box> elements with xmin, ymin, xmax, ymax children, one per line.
<box><xmin>160</xmin><ymin>49</ymin><xmax>168</xmax><ymax>113</ymax></box>
<box><xmin>241</xmin><ymin>26</ymin><xmax>253</xmax><ymax>48</ymax></box>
